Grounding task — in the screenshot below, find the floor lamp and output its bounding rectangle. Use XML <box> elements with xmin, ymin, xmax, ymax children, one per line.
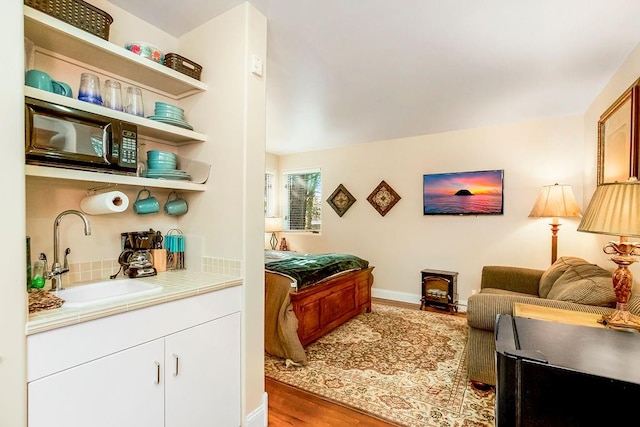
<box><xmin>577</xmin><ymin>178</ymin><xmax>640</xmax><ymax>330</ymax></box>
<box><xmin>528</xmin><ymin>183</ymin><xmax>581</xmax><ymax>264</ymax></box>
<box><xmin>265</xmin><ymin>217</ymin><xmax>282</xmax><ymax>250</ymax></box>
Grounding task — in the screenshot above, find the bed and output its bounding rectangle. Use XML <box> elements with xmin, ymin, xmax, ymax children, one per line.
<box><xmin>264</xmin><ymin>250</ymin><xmax>374</xmax><ymax>364</ymax></box>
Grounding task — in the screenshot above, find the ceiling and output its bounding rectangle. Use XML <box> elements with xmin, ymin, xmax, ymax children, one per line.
<box><xmin>108</xmin><ymin>0</ymin><xmax>640</xmax><ymax>155</ymax></box>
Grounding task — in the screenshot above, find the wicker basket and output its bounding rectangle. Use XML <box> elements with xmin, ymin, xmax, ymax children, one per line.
<box><xmin>25</xmin><ymin>0</ymin><xmax>113</xmax><ymax>40</ymax></box>
<box><xmin>164</xmin><ymin>53</ymin><xmax>202</xmax><ymax>80</ymax></box>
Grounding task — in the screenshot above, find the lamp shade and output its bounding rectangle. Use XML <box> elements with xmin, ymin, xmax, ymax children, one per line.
<box><xmin>265</xmin><ymin>217</ymin><xmax>283</xmax><ymax>233</ymax></box>
<box><xmin>528</xmin><ymin>183</ymin><xmax>581</xmax><ymax>218</ymax></box>
<box><xmin>577</xmin><ymin>178</ymin><xmax>640</xmax><ymax>238</ymax></box>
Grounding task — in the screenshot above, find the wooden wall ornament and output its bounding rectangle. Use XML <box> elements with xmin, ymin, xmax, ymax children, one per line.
<box><xmin>327</xmin><ymin>184</ymin><xmax>357</xmax><ymax>217</ymax></box>
<box><xmin>367</xmin><ymin>180</ymin><xmax>401</xmax><ymax>216</ymax></box>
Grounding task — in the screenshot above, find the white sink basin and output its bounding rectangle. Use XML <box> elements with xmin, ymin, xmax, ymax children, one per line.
<box><xmin>55</xmin><ymin>279</ymin><xmax>162</xmax><ymax>308</ymax></box>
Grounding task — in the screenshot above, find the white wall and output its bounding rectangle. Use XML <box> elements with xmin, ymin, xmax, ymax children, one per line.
<box><xmin>277</xmin><ymin>114</ymin><xmax>607</xmax><ymax>306</ymax></box>
<box><xmin>0</xmin><ymin>1</ymin><xmax>27</xmax><ymax>425</ymax></box>
<box><xmin>178</xmin><ymin>3</ymin><xmax>268</xmax><ymax>422</ymax></box>
<box><xmin>240</xmin><ymin>6</ymin><xmax>268</xmax><ymax>423</ymax></box>
<box><xmin>581</xmin><ymin>42</ymin><xmax>640</xmax><ymax>281</ymax></box>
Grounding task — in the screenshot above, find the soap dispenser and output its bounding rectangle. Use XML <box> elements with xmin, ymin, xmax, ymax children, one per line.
<box><xmin>31</xmin><ymin>253</ymin><xmax>47</xmax><ymax>289</ymax></box>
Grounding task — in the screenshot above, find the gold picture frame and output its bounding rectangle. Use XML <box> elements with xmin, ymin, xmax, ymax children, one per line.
<box><xmin>597</xmin><ymin>79</ymin><xmax>640</xmax><ymax>185</ymax></box>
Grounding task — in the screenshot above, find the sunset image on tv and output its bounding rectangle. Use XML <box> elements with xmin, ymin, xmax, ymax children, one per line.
<box><xmin>423</xmin><ymin>170</ymin><xmax>504</xmax><ymax>215</ymax></box>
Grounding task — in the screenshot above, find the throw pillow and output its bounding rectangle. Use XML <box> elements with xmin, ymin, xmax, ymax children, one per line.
<box><xmin>539</xmin><ymin>256</ymin><xmax>589</xmax><ymax>298</ymax></box>
<box><xmin>546</xmin><ymin>264</ymin><xmax>616</xmax><ymax>307</ymax></box>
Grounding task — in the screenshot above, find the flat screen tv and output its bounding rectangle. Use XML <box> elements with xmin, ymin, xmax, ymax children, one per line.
<box><xmin>423</xmin><ymin>169</ymin><xmax>504</xmax><ymax>215</ymax></box>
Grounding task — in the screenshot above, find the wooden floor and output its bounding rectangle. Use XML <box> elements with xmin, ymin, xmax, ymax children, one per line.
<box><xmin>266</xmin><ymin>378</ymin><xmax>397</xmax><ymax>426</ymax></box>
<box><xmin>265</xmin><ymin>298</ymin><xmax>465</xmax><ymax>426</ymax></box>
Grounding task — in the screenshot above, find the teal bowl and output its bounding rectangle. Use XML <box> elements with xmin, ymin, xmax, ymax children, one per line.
<box><xmin>154</xmin><ymin>110</ymin><xmax>184</xmax><ymax>120</ymax></box>
<box><xmin>155</xmin><ymin>102</ymin><xmax>184</xmax><ymax>113</ymax></box>
<box><xmin>148</xmin><ymin>162</ymin><xmax>176</xmax><ymax>170</ymax></box>
<box><xmin>147</xmin><ymin>150</ymin><xmax>177</xmax><ymax>162</ymax></box>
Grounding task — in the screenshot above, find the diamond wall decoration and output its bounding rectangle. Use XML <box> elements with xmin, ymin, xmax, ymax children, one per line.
<box><xmin>367</xmin><ymin>180</ymin><xmax>401</xmax><ymax>216</ymax></box>
<box><xmin>327</xmin><ymin>184</ymin><xmax>357</xmax><ymax>217</ymax></box>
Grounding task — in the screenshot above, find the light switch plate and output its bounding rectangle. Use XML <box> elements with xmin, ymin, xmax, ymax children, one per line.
<box><xmin>251</xmin><ymin>54</ymin><xmax>263</xmax><ymax>76</ymax></box>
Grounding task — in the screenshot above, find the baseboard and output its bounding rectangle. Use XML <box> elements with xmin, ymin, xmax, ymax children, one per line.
<box><xmin>372</xmin><ymin>288</ymin><xmax>468</xmax><ymax>312</ymax></box>
<box><xmin>458</xmin><ymin>299</ymin><xmax>468</xmax><ymax>313</ymax></box>
<box><xmin>245</xmin><ymin>391</ymin><xmax>268</xmax><ymax>427</ymax></box>
<box><xmin>372</xmin><ymin>288</ymin><xmax>421</xmax><ymax>304</ymax></box>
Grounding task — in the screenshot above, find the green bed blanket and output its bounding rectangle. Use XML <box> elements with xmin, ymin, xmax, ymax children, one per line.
<box><xmin>265</xmin><ymin>252</ymin><xmax>369</xmax><ymax>290</ymax></box>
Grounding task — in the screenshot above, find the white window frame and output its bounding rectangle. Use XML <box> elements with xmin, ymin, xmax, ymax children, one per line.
<box><xmin>281</xmin><ymin>168</ymin><xmax>322</xmax><ymax>233</ymax></box>
<box><xmin>265</xmin><ymin>169</ymin><xmax>277</xmax><ymax>218</ymax></box>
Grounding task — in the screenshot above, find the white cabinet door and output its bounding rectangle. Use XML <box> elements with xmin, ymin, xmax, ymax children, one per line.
<box><xmin>165</xmin><ymin>312</ymin><xmax>241</xmax><ymax>427</ymax></box>
<box><xmin>28</xmin><ymin>339</ymin><xmax>165</xmax><ymax>427</ymax></box>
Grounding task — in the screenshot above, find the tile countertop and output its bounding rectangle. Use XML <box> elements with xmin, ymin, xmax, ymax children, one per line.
<box><xmin>27</xmin><ymin>270</ymin><xmax>243</xmax><ymax>335</ymax></box>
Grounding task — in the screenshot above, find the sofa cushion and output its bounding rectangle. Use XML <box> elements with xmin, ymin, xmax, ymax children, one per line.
<box><xmin>545</xmin><ymin>264</ymin><xmax>616</xmax><ymax>307</ymax></box>
<box><xmin>480</xmin><ymin>288</ymin><xmax>542</xmax><ymax>298</ymax></box>
<box><xmin>539</xmin><ymin>256</ymin><xmax>590</xmax><ymax>298</ymax></box>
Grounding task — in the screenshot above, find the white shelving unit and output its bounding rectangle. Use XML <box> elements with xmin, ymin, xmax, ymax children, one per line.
<box><xmin>23</xmin><ymin>5</ymin><xmax>209</xmax><ymax>192</ymax></box>
<box><xmin>23</xmin><ymin>6</ymin><xmax>207</xmax><ymax>99</ymax></box>
<box><xmin>25</xmin><ymin>87</ymin><xmax>207</xmax><ymax>145</ymax></box>
<box><xmin>26</xmin><ymin>165</ymin><xmax>206</xmax><ymax>192</ymax></box>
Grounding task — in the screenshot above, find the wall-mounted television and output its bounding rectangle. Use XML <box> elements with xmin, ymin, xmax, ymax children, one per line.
<box><xmin>423</xmin><ymin>169</ymin><xmax>504</xmax><ymax>215</ymax></box>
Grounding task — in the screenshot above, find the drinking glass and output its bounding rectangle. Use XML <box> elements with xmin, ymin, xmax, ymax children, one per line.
<box><xmin>124</xmin><ymin>86</ymin><xmax>144</xmax><ymax>117</ymax></box>
<box><xmin>24</xmin><ymin>37</ymin><xmax>35</xmax><ymax>71</ymax></box>
<box><xmin>103</xmin><ymin>80</ymin><xmax>123</xmax><ymax>111</ymax></box>
<box><xmin>78</xmin><ymin>73</ymin><xmax>102</xmax><ymax>105</ymax></box>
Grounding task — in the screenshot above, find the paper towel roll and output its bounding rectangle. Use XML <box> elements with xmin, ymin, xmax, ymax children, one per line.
<box><xmin>80</xmin><ymin>191</ymin><xmax>129</xmax><ymax>215</ymax></box>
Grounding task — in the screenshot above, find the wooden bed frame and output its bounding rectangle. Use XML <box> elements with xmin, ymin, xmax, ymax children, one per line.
<box><xmin>289</xmin><ymin>266</ymin><xmax>374</xmax><ymax>346</ymax></box>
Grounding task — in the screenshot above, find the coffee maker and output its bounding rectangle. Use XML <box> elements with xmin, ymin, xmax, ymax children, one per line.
<box><xmin>114</xmin><ymin>230</ymin><xmax>160</xmax><ymax>278</ymax></box>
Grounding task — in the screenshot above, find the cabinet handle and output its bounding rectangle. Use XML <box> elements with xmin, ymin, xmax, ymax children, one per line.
<box><xmin>173</xmin><ymin>353</ymin><xmax>179</xmax><ymax>377</ymax></box>
<box><xmin>154</xmin><ymin>361</ymin><xmax>161</xmax><ymax>384</ymax></box>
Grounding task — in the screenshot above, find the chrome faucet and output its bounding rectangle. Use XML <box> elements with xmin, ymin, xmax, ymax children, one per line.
<box><xmin>48</xmin><ymin>210</ymin><xmax>91</xmax><ymax>291</ymax></box>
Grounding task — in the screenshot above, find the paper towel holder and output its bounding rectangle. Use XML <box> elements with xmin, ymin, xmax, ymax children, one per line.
<box><xmin>86</xmin><ymin>183</ymin><xmax>118</xmax><ymax>195</ymax></box>
<box><xmin>80</xmin><ymin>184</ymin><xmax>129</xmax><ymax>215</ymax></box>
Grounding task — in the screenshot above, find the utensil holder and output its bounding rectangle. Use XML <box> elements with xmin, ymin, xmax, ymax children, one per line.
<box><xmin>165</xmin><ymin>229</ymin><xmax>185</xmax><ymax>270</ymax></box>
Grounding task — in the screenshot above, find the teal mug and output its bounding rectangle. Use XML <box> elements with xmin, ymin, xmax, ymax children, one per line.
<box><xmin>164</xmin><ymin>191</ymin><xmax>188</xmax><ymax>216</ymax></box>
<box><xmin>25</xmin><ymin>69</ymin><xmax>53</xmax><ymax>92</ymax></box>
<box><xmin>52</xmin><ymin>80</ymin><xmax>73</xmax><ymax>97</ymax></box>
<box><xmin>133</xmin><ymin>189</ymin><xmax>159</xmax><ymax>215</ymax></box>
<box><xmin>26</xmin><ymin>70</ymin><xmax>73</xmax><ymax>97</ymax></box>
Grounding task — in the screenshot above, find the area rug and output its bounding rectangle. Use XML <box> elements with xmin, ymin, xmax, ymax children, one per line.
<box><xmin>265</xmin><ymin>303</ymin><xmax>495</xmax><ymax>426</ymax></box>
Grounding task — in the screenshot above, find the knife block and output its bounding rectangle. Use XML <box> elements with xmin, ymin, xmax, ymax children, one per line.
<box><xmin>150</xmin><ymin>249</ymin><xmax>167</xmax><ymax>272</ymax></box>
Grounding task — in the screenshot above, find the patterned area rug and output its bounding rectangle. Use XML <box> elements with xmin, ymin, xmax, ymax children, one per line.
<box><xmin>265</xmin><ymin>303</ymin><xmax>495</xmax><ymax>426</ymax></box>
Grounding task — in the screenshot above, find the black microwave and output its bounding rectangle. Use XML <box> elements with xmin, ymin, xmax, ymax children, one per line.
<box><xmin>25</xmin><ymin>97</ymin><xmax>138</xmax><ymax>174</ymax></box>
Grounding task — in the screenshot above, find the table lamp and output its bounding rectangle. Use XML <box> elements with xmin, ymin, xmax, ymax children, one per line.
<box><xmin>265</xmin><ymin>217</ymin><xmax>283</xmax><ymax>250</ymax></box>
<box><xmin>528</xmin><ymin>183</ymin><xmax>581</xmax><ymax>264</ymax></box>
<box><xmin>577</xmin><ymin>177</ymin><xmax>640</xmax><ymax>330</ymax></box>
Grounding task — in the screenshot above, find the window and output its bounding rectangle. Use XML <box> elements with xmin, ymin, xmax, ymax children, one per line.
<box><xmin>282</xmin><ymin>169</ymin><xmax>322</xmax><ymax>232</ymax></box>
<box><xmin>264</xmin><ymin>170</ymin><xmax>276</xmax><ymax>217</ymax></box>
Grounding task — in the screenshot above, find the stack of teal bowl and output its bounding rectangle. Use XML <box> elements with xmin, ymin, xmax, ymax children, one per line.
<box><xmin>147</xmin><ymin>102</ymin><xmax>193</xmax><ymax>130</ymax></box>
<box><xmin>144</xmin><ymin>150</ymin><xmax>191</xmax><ymax>180</ymax></box>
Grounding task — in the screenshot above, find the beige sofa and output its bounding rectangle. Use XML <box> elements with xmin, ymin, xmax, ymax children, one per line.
<box><xmin>466</xmin><ymin>256</ymin><xmax>640</xmax><ymax>387</ymax></box>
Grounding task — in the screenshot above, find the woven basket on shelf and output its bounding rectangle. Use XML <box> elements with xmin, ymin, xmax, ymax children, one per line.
<box><xmin>164</xmin><ymin>53</ymin><xmax>203</xmax><ymax>80</ymax></box>
<box><xmin>25</xmin><ymin>0</ymin><xmax>113</xmax><ymax>40</ymax></box>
